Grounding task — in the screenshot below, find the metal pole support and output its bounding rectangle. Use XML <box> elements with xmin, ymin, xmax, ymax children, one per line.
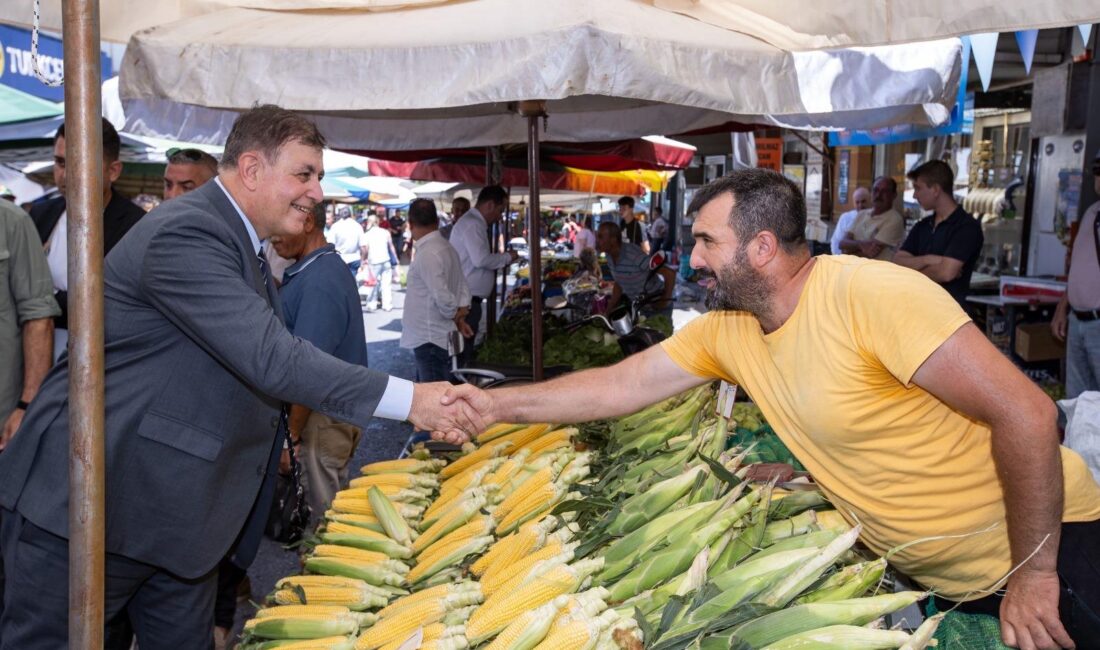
<box><xmin>519</xmin><ymin>100</ymin><xmax>546</xmax><ymax>381</ymax></box>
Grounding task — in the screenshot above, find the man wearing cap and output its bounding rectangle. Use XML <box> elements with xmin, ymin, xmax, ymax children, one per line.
<box><xmin>29</xmin><ymin>119</ymin><xmax>145</xmax><ymax>359</ymax></box>
<box><xmin>1052</xmin><ymin>149</ymin><xmax>1100</xmax><ymax>398</ymax></box>
<box><xmin>163</xmin><ymin>148</ymin><xmax>218</xmax><ymax>200</ymax></box>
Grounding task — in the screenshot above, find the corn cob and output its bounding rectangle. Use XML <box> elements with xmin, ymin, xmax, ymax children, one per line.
<box><xmin>378</xmin><ymin>582</ymin><xmax>481</xmax><ymax>619</ymax></box>
<box><xmin>367</xmin><ymin>486</ymin><xmax>415</xmax><ymax>546</ymax></box>
<box><xmin>466</xmin><ymin>558</ymin><xmax>604</xmax><ymax>645</ymax></box>
<box><xmin>491</xmin><ymin>424</ymin><xmax>554</xmax><ymax>450</ymax></box>
<box><xmin>330</xmin><ymin>498</ymin><xmax>424</xmax><ymax>521</ymax></box>
<box><xmin>482</xmin><ymin>597</ymin><xmax>567</xmax><ymax>650</ymax></box>
<box><xmin>416</xmin><ymin>487</ymin><xmax>490</xmax><ymax>547</ymax></box>
<box><xmin>320</xmin><ymin>533</ymin><xmax>413</xmax><ymax>560</ymax></box>
<box><xmin>270</xmin><ymin>586</ymin><xmax>388</xmax><ymax>612</ymax></box>
<box><xmin>597</xmin><ymin>499</ymin><xmax>723</xmax><ymax>583</ymax></box>
<box><xmin>530</xmin><ymin>610</ymin><xmax>608</xmax><ymax>650</ymax></box>
<box><xmin>242</xmin><ymin>636</ymin><xmax>357</xmax><ymax>650</ymax></box>
<box><xmin>375</xmin><ymin>624</ymin><xmax>467</xmax><ymax>650</ymax></box>
<box><xmin>898</xmin><ymin>612</ymin><xmax>945</xmax><ymax>650</ymax></box>
<box><xmin>604</xmin><ymin>465</ymin><xmax>707</xmax><ymax>536</ymax></box>
<box><xmin>443</xmin><ymin>605</ymin><xmax>478</xmax><ymax>626</ymax></box>
<box><xmin>303</xmin><ymin>556</ymin><xmax>406</xmax><ymax>587</ymax></box>
<box><xmin>813</xmin><ymin>509</ymin><xmax>853</xmax><ymax>532</ymax></box>
<box><xmin>440</xmin><ymin>441</ymin><xmax>514</xmax><ymax>480</ymax></box>
<box><xmin>415</xmin><ymin>513</ymin><xmax>495</xmax><ymax>555</ymax></box>
<box><xmin>472</xmin><ymin>516</ymin><xmax>560</xmax><ymax>578</ymax></box>
<box><xmin>794</xmin><ymin>558</ymin><xmax>887</xmax><ymax>604</ymax></box>
<box><xmin>477</xmin><ymin>422</ymin><xmax>527</xmax><ymax>444</ymax></box>
<box><xmin>354</xmin><ymin>590</ymin><xmax>483</xmax><ymax>649</ymax></box>
<box><xmin>311</xmin><ymin>545</ymin><xmax>394</xmax><ymax>566</ymax></box>
<box><xmin>519</xmin><ymin>428</ymin><xmax>576</xmax><ymax>457</ymax></box>
<box><xmin>349</xmin><ymin>472</ymin><xmax>439</xmax><ymax>490</ymax></box>
<box><xmin>326</xmin><ymin>512</ymin><xmax>386</xmax><ymax>535</ymax></box>
<box><xmin>760</xmin><ymin>625</ymin><xmax>912</xmax><ymax>649</ymax></box>
<box><xmin>246</xmin><ymin>613</ymin><xmax>360</xmax><ymax>639</ymax></box>
<box><xmin>336</xmin><ymin>485</ymin><xmax>432</xmax><ymax>506</ymax></box>
<box><xmin>427</xmin><ymin>461</ymin><xmax>497</xmax><ymax>518</ymax></box>
<box><xmin>724</xmin><ymin>592</ymin><xmax>926</xmax><ymax>649</ymax></box>
<box><xmin>254</xmin><ymin>605</ymin><xmax>353</xmax><ymax>619</ymax></box>
<box><xmin>408</xmin><ymin>535</ymin><xmax>494</xmax><ymax>584</ymax></box>
<box><xmin>360</xmin><ymin>458</ymin><xmax>444</xmax><ymax>475</ymax></box>
<box><xmin>482</xmin><ymin>539</ymin><xmax>575</xmax><ymax>597</ymax></box>
<box><xmin>495</xmin><ymin>466</ymin><xmax>555</xmax><ymax>521</ymax></box>
<box><xmin>495</xmin><ymin>482</ymin><xmax>564</xmax><ymax>536</ymax></box>
<box><xmin>756</xmin><ymin>526</ymin><xmax>862</xmax><ymax>608</ymax></box>
<box><xmin>418</xmin><ymin>637</ymin><xmax>470</xmax><ymax>650</ymax></box>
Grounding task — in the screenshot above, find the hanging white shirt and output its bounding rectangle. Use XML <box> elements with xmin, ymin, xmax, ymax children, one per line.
<box><xmin>401</xmin><ymin>230</ymin><xmax>471</xmax><ymax>351</ymax></box>
<box><xmin>449</xmin><ymin>207</ymin><xmax>511</xmax><ymax>298</ymax></box>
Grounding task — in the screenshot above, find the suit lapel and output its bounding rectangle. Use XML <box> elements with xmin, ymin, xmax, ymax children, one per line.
<box><xmin>199</xmin><ymin>182</ymin><xmax>273</xmax><ymax>307</ymax></box>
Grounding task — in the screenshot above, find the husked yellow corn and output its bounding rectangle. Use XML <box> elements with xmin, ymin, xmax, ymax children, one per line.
<box><xmin>349</xmin><ymin>472</ymin><xmax>438</xmax><ymax>490</ymax></box>
<box><xmin>519</xmin><ymin>428</ymin><xmax>575</xmax><ymax>456</ymax></box>
<box><xmin>360</xmin><ymin>458</ymin><xmax>443</xmax><ymax>475</ymax></box>
<box><xmin>477</xmin><ymin>422</ymin><xmax>525</xmax><ymax>443</ymax></box>
<box><xmin>376</xmin><ymin>622</ymin><xmax>448</xmax><ymax>650</ymax></box>
<box><xmin>407</xmin><ymin>535</ymin><xmax>492</xmax><ymax>585</ymax></box>
<box><xmin>355</xmin><ymin>591</ymin><xmax>481</xmax><ymax>649</ymax></box>
<box><xmin>440</xmin><ymin>441</ymin><xmax>514</xmax><ymax>479</ymax></box>
<box><xmin>483</xmin><ymin>450</ymin><xmax>530</xmax><ymax>489</ymax></box>
<box><xmin>466</xmin><ymin>562</ymin><xmax>589</xmax><ymax>645</ymax></box>
<box><xmin>254</xmin><ymin>605</ymin><xmax>352</xmax><ymax>618</ymax></box>
<box><xmin>312</xmin><ymin>545</ymin><xmax>392</xmax><ymax>565</ymax></box>
<box><xmin>483</xmin><ymin>597</ymin><xmax>566</xmax><ymax>650</ymax></box>
<box><xmin>492</xmin><ymin>424</ymin><xmax>554</xmax><ymax>450</ymax></box>
<box><xmin>481</xmin><ymin>541</ymin><xmax>568</xmax><ymax>597</ymax></box>
<box><xmin>415</xmin><ymin>514</ymin><xmax>495</xmax><ymax>555</ymax></box>
<box><xmin>326</xmin><ymin>521</ymin><xmax>390</xmax><ymax>539</ymax></box>
<box><xmin>377</xmin><ymin>582</ymin><xmax>482</xmax><ymax>619</ymax></box>
<box><xmin>495</xmin><ymin>467</ymin><xmax>554</xmax><ymax>521</ymax></box>
<box><xmin>472</xmin><ymin>516</ymin><xmax>557</xmax><ymax>578</ymax></box>
<box><xmin>495</xmin><ymin>483</ymin><xmax>563</xmax><ymax>536</ymax></box>
<box><xmin>267</xmin><ymin>637</ymin><xmax>357</xmax><ymax>650</ymax></box>
<box><xmin>531</xmin><ymin>614</ymin><xmax>601</xmax><ymax>650</ymax></box>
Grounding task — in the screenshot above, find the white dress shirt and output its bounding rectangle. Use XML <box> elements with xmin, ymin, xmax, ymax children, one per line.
<box><xmin>214</xmin><ymin>179</ymin><xmax>413</xmax><ymax>421</ymax></box>
<box><xmin>401</xmin><ymin>231</ymin><xmax>471</xmax><ymax>351</ymax></box>
<box><xmin>830</xmin><ymin>208</ymin><xmax>860</xmax><ymax>255</ymax></box>
<box><xmin>329</xmin><ymin>216</ymin><xmax>364</xmax><ymax>264</ymax></box>
<box><xmin>449</xmin><ymin>207</ymin><xmax>511</xmax><ymax>298</ymax></box>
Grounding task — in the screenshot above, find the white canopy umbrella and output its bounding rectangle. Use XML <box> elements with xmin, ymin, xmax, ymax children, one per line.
<box><xmin>10</xmin><ymin>0</ymin><xmax>1099</xmax><ymax>50</ymax></box>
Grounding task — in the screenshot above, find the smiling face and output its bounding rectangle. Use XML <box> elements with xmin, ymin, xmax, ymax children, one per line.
<box><xmin>690</xmin><ymin>192</ymin><xmax>774</xmax><ymax>314</ymax></box>
<box><xmin>252</xmin><ymin>140</ymin><xmax>324</xmax><ymax>239</ymax></box>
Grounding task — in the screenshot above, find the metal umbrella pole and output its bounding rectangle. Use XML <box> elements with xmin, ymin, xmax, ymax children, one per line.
<box><xmin>61</xmin><ymin>0</ymin><xmax>107</xmax><ymax>646</ymax></box>
<box><xmin>519</xmin><ymin>101</ymin><xmax>546</xmax><ymax>381</ymax></box>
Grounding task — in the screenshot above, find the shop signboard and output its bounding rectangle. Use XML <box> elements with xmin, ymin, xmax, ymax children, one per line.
<box><xmin>756</xmin><ymin>137</ymin><xmax>782</xmax><ymax>172</ymax></box>
<box><xmin>0</xmin><ymin>24</ymin><xmax>109</xmax><ymax>102</ymax></box>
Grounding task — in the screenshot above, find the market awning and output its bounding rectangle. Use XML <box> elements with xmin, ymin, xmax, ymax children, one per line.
<box><xmin>116</xmin><ymin>0</ymin><xmax>969</xmax><ymax>148</ymax></box>
<box><xmin>0</xmin><ymin>85</ymin><xmax>64</xmax><ymax>124</ymax></box>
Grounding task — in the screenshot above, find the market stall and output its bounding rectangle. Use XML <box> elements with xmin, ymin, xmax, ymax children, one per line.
<box><xmin>234</xmin><ymin>385</ymin><xmax>950</xmax><ymax>650</ymax></box>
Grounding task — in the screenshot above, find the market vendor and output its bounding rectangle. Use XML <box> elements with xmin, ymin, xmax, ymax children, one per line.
<box><xmin>596</xmin><ymin>221</ymin><xmax>675</xmax><ymax>316</ymax></box>
<box><xmin>446</xmin><ymin>168</ymin><xmax>1100</xmax><ymax>650</ymax></box>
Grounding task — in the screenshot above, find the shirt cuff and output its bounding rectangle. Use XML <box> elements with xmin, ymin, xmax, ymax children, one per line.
<box><xmin>373</xmin><ymin>377</ymin><xmax>415</xmax><ymax>421</ymax></box>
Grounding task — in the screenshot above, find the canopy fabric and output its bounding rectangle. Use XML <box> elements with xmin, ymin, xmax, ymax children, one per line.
<box><xmin>367</xmin><ymin>159</ymin><xmax>648</xmax><ymax>197</ymax></box>
<box><xmin>118</xmin><ymin>0</ymin><xmax>967</xmax><ymax>148</ymax></box>
<box><xmin>0</xmin><ymin>86</ymin><xmax>63</xmax><ymax>124</ymax></box>
<box><xmin>11</xmin><ymin>0</ymin><xmax>1099</xmax><ymax>49</ymax></box>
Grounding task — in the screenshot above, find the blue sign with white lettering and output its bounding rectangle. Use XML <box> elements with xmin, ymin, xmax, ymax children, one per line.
<box><xmin>0</xmin><ymin>24</ymin><xmax>109</xmax><ymax>102</ymax></box>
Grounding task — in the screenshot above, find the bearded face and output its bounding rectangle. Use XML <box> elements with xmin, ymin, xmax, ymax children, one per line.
<box><xmin>703</xmin><ymin>242</ymin><xmax>774</xmax><ymax>315</ymax></box>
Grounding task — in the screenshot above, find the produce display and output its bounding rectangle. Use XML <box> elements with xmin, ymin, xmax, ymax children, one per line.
<box><xmin>239</xmin><ymin>387</ymin><xmax>942</xmax><ymax>649</ymax></box>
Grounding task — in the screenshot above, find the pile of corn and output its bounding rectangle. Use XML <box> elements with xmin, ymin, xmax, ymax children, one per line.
<box><xmin>239</xmin><ymin>388</ymin><xmax>942</xmax><ymax>650</ymax></box>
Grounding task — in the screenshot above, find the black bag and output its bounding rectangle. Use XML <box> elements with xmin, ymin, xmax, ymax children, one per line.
<box><xmin>265</xmin><ymin>406</ymin><xmax>312</xmax><ymax>544</ymax></box>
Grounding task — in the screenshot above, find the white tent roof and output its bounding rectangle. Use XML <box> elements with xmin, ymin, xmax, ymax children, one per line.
<box><xmin>9</xmin><ymin>0</ymin><xmax>1099</xmax><ymax>49</ymax></box>
<box><xmin>117</xmin><ymin>0</ymin><xmax>966</xmax><ymax>149</ymax></box>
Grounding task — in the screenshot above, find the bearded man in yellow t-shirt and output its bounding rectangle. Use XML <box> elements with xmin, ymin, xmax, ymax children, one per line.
<box><xmin>443</xmin><ymin>169</ymin><xmax>1100</xmax><ymax>650</ymax></box>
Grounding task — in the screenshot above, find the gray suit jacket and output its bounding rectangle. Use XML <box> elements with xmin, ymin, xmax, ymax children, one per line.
<box><xmin>0</xmin><ymin>181</ymin><xmax>391</xmax><ymax>579</ymax></box>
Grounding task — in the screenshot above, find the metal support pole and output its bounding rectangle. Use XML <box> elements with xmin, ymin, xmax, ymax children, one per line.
<box><xmin>519</xmin><ymin>101</ymin><xmax>546</xmax><ymax>381</ymax></box>
<box><xmin>62</xmin><ymin>0</ymin><xmax>106</xmax><ymax>647</ymax></box>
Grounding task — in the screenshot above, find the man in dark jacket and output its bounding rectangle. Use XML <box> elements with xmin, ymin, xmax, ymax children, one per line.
<box><xmin>29</xmin><ymin>118</ymin><xmax>145</xmax><ymax>352</ymax></box>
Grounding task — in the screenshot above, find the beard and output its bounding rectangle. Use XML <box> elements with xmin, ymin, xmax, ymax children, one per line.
<box><xmin>703</xmin><ymin>245</ymin><xmax>774</xmax><ymax>317</ymax></box>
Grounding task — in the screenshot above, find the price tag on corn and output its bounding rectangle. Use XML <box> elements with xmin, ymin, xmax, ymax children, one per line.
<box><xmin>716</xmin><ymin>380</ymin><xmax>737</xmax><ymax>419</ymax></box>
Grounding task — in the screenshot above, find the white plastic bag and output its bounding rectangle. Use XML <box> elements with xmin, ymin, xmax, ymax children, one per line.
<box><xmin>1059</xmin><ymin>391</ymin><xmax>1100</xmax><ymax>484</ymax></box>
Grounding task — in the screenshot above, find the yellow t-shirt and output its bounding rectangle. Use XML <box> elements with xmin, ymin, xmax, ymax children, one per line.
<box><xmin>662</xmin><ymin>255</ymin><xmax>1100</xmax><ymax>600</ymax></box>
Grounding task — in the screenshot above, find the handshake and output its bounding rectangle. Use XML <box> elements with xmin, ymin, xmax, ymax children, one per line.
<box><xmin>407</xmin><ymin>382</ymin><xmax>497</xmax><ymax>444</ymax></box>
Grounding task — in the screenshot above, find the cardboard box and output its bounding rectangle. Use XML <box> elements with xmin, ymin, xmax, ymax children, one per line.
<box><xmin>1015</xmin><ymin>323</ymin><xmax>1066</xmax><ymax>362</ymax></box>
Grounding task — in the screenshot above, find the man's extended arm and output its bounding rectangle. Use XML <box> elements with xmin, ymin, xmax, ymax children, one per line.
<box><xmin>0</xmin><ymin>318</ymin><xmax>54</xmax><ymax>449</ymax></box>
<box><xmin>911</xmin><ymin>323</ymin><xmax>1074</xmax><ymax>650</ymax></box>
<box><xmin>443</xmin><ymin>344</ymin><xmax>707</xmax><ymax>426</ymax></box>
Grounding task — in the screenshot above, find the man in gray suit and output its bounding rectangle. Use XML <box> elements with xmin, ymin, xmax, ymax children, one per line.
<box><xmin>0</xmin><ymin>105</ymin><xmax>481</xmax><ymax>649</ymax></box>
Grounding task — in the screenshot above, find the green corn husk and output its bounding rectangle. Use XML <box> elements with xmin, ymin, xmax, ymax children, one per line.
<box><xmin>607</xmin><ymin>488</ymin><xmax>758</xmax><ymax>601</ymax></box>
<box><xmin>794</xmin><ymin>559</ymin><xmax>887</xmax><ymax>604</ymax></box>
<box><xmin>303</xmin><ymin>557</ymin><xmax>406</xmax><ymax>587</ymax></box>
<box><xmin>768</xmin><ymin>490</ymin><xmax>830</xmax><ymax>519</ymax></box>
<box><xmin>751</xmin><ymin>530</ymin><xmax>840</xmax><ymax>562</ymax></box>
<box><xmin>319</xmin><ymin>533</ymin><xmax>413</xmax><ymax>560</ymax></box>
<box><xmin>898</xmin><ymin>612</ymin><xmax>945</xmax><ymax>650</ymax></box>
<box><xmin>417</xmin><ymin>488</ymin><xmax>490</xmax><ymax>544</ymax></box>
<box><xmin>760</xmin><ymin>510</ymin><xmax>818</xmax><ymax>546</ymax></box>
<box><xmin>755</xmin><ymin>526</ymin><xmax>862</xmax><ymax>608</ymax></box>
<box><xmin>760</xmin><ymin>625</ymin><xmax>912</xmax><ymax>649</ymax></box>
<box><xmin>247</xmin><ymin>614</ymin><xmax>360</xmax><ymax>640</ymax></box>
<box><xmin>420</xmin><ymin>567</ymin><xmax>466</xmax><ymax>589</ymax></box>
<box><xmin>239</xmin><ymin>637</ymin><xmax>358</xmax><ymax>650</ymax></box>
<box><xmin>605</xmin><ymin>465</ymin><xmax>709</xmax><ymax>536</ymax></box>
<box><xmin>597</xmin><ymin>499</ymin><xmax>724</xmax><ymax>582</ymax></box>
<box><xmin>728</xmin><ymin>591</ymin><xmax>926</xmax><ymax>648</ymax></box>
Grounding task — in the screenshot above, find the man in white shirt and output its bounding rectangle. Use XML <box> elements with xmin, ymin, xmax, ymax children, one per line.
<box><xmin>360</xmin><ymin>215</ymin><xmax>397</xmax><ymax>312</ymax></box>
<box><xmin>829</xmin><ymin>186</ymin><xmax>870</xmax><ymax>255</ymax></box>
<box><xmin>647</xmin><ymin>206</ymin><xmax>669</xmax><ymax>252</ymax></box>
<box><xmin>327</xmin><ymin>206</ymin><xmax>363</xmax><ymax>275</ymax></box>
<box><xmin>573</xmin><ymin>214</ymin><xmax>597</xmax><ymax>258</ymax></box>
<box><xmin>838</xmin><ymin>177</ymin><xmax>905</xmax><ymax>261</ymax></box>
<box><xmin>448</xmin><ymin>185</ymin><xmax>518</xmax><ymax>362</ymax></box>
<box><xmin>401</xmin><ymin>199</ymin><xmax>473</xmax><ymax>382</ymax></box>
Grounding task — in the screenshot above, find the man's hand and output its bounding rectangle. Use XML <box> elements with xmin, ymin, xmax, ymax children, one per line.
<box><xmin>1000</xmin><ymin>570</ymin><xmax>1075</xmax><ymax>650</ymax></box>
<box><xmin>441</xmin><ymin>384</ymin><xmax>497</xmax><ymax>429</ymax></box>
<box><xmin>0</xmin><ymin>408</ymin><xmax>25</xmax><ymax>451</ymax></box>
<box><xmin>858</xmin><ymin>240</ymin><xmax>885</xmax><ymax>258</ymax></box>
<box><xmin>409</xmin><ymin>382</ymin><xmax>488</xmax><ymax>444</ymax></box>
<box><xmin>455</xmin><ymin>317</ymin><xmax>474</xmax><ymax>339</ymax></box>
<box><xmin>1051</xmin><ymin>299</ymin><xmax>1069</xmax><ymax>342</ymax></box>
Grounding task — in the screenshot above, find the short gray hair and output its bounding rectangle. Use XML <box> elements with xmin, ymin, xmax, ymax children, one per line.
<box><xmin>220</xmin><ymin>104</ymin><xmax>326</xmax><ymax>169</ymax></box>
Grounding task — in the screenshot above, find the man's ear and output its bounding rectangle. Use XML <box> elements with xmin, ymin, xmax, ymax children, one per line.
<box><xmin>105</xmin><ymin>159</ymin><xmax>124</xmax><ymax>185</ymax></box>
<box><xmin>237</xmin><ymin>152</ymin><xmax>264</xmax><ymax>191</ymax></box>
<box><xmin>750</xmin><ymin>231</ymin><xmax>780</xmax><ymax>267</ymax></box>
